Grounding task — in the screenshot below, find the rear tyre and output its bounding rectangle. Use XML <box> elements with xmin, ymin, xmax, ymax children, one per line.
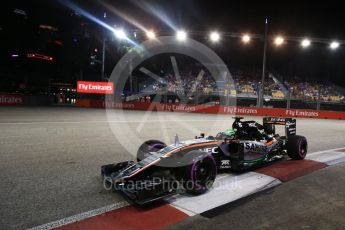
<box><xmin>137</xmin><ymin>140</ymin><xmax>166</xmax><ymax>162</ymax></box>
<box><xmin>287</xmin><ymin>135</ymin><xmax>308</xmax><ymax>160</ymax></box>
<box><xmin>178</xmin><ymin>152</ymin><xmax>217</xmax><ymax>195</ymax></box>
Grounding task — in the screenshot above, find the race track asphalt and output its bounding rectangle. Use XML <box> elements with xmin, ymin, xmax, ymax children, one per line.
<box><xmin>0</xmin><ymin>107</ymin><xmax>345</xmax><ymax>229</ymax></box>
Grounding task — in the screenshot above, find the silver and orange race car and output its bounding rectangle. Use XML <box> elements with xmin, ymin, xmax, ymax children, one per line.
<box><xmin>101</xmin><ymin>117</ymin><xmax>307</xmax><ymax>204</ymax></box>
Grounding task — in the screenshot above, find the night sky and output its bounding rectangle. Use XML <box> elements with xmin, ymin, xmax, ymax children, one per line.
<box><xmin>62</xmin><ymin>0</ymin><xmax>345</xmax><ymax>37</ymax></box>
<box><xmin>1</xmin><ymin>0</ymin><xmax>345</xmax><ymax>85</ymax></box>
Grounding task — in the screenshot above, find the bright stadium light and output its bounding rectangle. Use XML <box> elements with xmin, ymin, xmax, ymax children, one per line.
<box><xmin>146</xmin><ymin>30</ymin><xmax>156</xmax><ymax>39</ymax></box>
<box><xmin>274</xmin><ymin>36</ymin><xmax>284</xmax><ymax>46</ymax></box>
<box><xmin>242</xmin><ymin>34</ymin><xmax>251</xmax><ymax>43</ymax></box>
<box><xmin>330</xmin><ymin>41</ymin><xmax>340</xmax><ymax>49</ymax></box>
<box><xmin>209</xmin><ymin>31</ymin><xmax>220</xmax><ymax>42</ymax></box>
<box><xmin>114</xmin><ymin>28</ymin><xmax>126</xmax><ymax>39</ymax></box>
<box><xmin>301</xmin><ymin>39</ymin><xmax>311</xmax><ymax>47</ymax></box>
<box><xmin>176</xmin><ymin>30</ymin><xmax>187</xmax><ymax>41</ymax></box>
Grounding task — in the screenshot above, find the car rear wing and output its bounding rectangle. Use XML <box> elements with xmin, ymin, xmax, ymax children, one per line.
<box><xmin>263</xmin><ymin>117</ymin><xmax>296</xmax><ymax>137</ymax></box>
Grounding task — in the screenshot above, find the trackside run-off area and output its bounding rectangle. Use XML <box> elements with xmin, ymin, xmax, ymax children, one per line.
<box><xmin>1</xmin><ymin>107</ymin><xmax>345</xmax><ymax>229</ymax></box>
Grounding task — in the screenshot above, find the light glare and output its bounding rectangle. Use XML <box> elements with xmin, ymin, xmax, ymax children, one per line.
<box><xmin>330</xmin><ymin>41</ymin><xmax>339</xmax><ymax>49</ymax></box>
<box><xmin>301</xmin><ymin>39</ymin><xmax>311</xmax><ymax>47</ymax></box>
<box><xmin>242</xmin><ymin>34</ymin><xmax>251</xmax><ymax>43</ymax></box>
<box><xmin>176</xmin><ymin>30</ymin><xmax>187</xmax><ymax>41</ymax></box>
<box><xmin>114</xmin><ymin>29</ymin><xmax>126</xmax><ymax>39</ymax></box>
<box><xmin>146</xmin><ymin>30</ymin><xmax>156</xmax><ymax>39</ymax></box>
<box><xmin>274</xmin><ymin>36</ymin><xmax>284</xmax><ymax>46</ymax></box>
<box><xmin>210</xmin><ymin>32</ymin><xmax>220</xmax><ymax>42</ymax></box>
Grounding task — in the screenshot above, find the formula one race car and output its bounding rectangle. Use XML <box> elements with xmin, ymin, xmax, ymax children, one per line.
<box><xmin>101</xmin><ymin>117</ymin><xmax>307</xmax><ymax>204</ymax></box>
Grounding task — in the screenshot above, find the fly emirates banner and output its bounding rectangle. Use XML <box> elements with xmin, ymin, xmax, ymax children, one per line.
<box><xmin>77</xmin><ymin>81</ymin><xmax>114</xmax><ymax>94</ymax></box>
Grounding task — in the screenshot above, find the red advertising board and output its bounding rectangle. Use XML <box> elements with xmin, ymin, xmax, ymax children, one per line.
<box><xmin>0</xmin><ymin>94</ymin><xmax>24</xmax><ymax>106</ymax></box>
<box><xmin>76</xmin><ymin>99</ymin><xmax>345</xmax><ymax>120</ymax></box>
<box><xmin>77</xmin><ymin>81</ymin><xmax>114</xmax><ymax>94</ymax></box>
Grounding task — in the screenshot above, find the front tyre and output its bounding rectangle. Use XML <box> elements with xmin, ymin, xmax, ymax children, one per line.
<box><xmin>179</xmin><ymin>153</ymin><xmax>217</xmax><ymax>195</ymax></box>
<box><xmin>137</xmin><ymin>140</ymin><xmax>166</xmax><ymax>162</ymax></box>
<box><xmin>287</xmin><ymin>135</ymin><xmax>308</xmax><ymax>160</ymax></box>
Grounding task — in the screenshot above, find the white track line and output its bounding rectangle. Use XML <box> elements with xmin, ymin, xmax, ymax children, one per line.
<box><xmin>167</xmin><ymin>172</ymin><xmax>281</xmax><ymax>215</ymax></box>
<box><xmin>27</xmin><ymin>201</ymin><xmax>129</xmax><ymax>230</ymax></box>
<box><xmin>307</xmin><ymin>146</ymin><xmax>345</xmax><ymax>156</ymax></box>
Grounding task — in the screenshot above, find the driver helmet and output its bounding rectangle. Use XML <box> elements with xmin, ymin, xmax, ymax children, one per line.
<box><xmin>225</xmin><ymin>128</ymin><xmax>236</xmax><ymax>136</ymax></box>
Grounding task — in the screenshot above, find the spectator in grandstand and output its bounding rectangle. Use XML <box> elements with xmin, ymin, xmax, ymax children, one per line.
<box><xmin>146</xmin><ymin>64</ymin><xmax>345</xmax><ymax>103</ymax></box>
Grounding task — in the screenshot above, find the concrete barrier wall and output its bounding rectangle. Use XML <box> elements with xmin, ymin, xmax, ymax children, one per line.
<box><xmin>75</xmin><ymin>99</ymin><xmax>345</xmax><ymax>120</ymax></box>
<box><xmin>0</xmin><ymin>94</ymin><xmax>52</xmax><ymax>106</ymax></box>
<box><xmin>0</xmin><ymin>94</ymin><xmax>24</xmax><ymax>106</ymax></box>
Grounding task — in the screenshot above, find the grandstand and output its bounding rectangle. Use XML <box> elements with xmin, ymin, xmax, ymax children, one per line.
<box><xmin>132</xmin><ymin>63</ymin><xmax>345</xmax><ymax>111</ymax></box>
<box><xmin>138</xmin><ymin>65</ymin><xmax>344</xmax><ymax>100</ymax></box>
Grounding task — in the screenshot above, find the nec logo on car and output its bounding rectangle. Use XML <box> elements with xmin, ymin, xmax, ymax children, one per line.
<box><xmin>244</xmin><ymin>142</ymin><xmax>268</xmax><ymax>153</ymax></box>
<box><xmin>200</xmin><ymin>147</ymin><xmax>218</xmax><ymax>153</ymax></box>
